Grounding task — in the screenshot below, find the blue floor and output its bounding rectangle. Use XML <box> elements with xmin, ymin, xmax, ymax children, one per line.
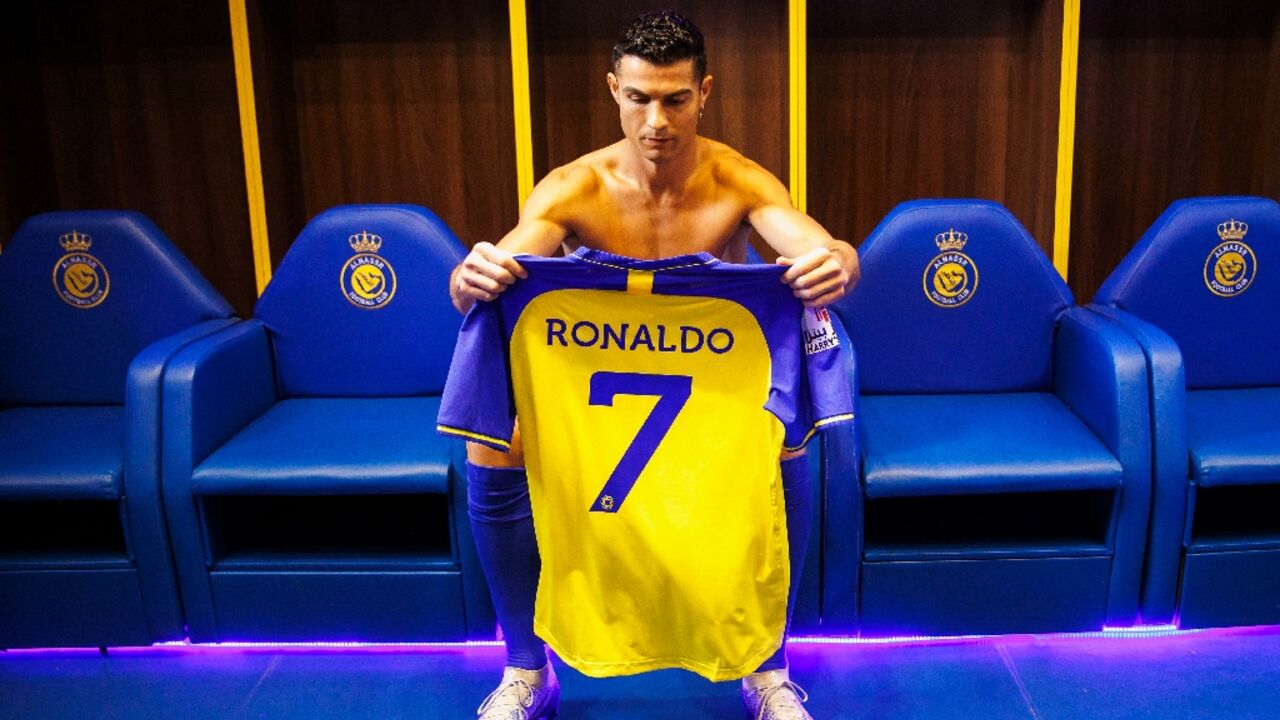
<box><xmin>4</xmin><ymin>626</ymin><xmax>1280</xmax><ymax>719</ymax></box>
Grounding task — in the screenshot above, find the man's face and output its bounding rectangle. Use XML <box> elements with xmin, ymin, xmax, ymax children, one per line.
<box><xmin>608</xmin><ymin>55</ymin><xmax>712</xmax><ymax>164</ymax></box>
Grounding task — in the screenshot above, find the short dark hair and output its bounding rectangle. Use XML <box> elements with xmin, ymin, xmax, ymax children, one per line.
<box><xmin>612</xmin><ymin>11</ymin><xmax>707</xmax><ymax>81</ymax></box>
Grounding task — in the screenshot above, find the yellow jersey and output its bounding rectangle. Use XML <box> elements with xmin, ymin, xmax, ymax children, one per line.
<box><xmin>439</xmin><ymin>249</ymin><xmax>853</xmax><ymax>680</ymax></box>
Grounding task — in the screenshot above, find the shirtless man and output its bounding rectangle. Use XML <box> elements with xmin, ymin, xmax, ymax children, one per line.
<box><xmin>450</xmin><ymin>12</ymin><xmax>859</xmax><ymax>720</ymax></box>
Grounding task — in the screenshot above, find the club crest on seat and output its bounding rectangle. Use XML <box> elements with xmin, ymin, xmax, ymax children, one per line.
<box><xmin>1204</xmin><ymin>219</ymin><xmax>1255</xmax><ymax>298</ymax></box>
<box><xmin>341</xmin><ymin>230</ymin><xmax>397</xmax><ymax>309</ymax></box>
<box><xmin>923</xmin><ymin>228</ymin><xmax>977</xmax><ymax>308</ymax></box>
<box><xmin>53</xmin><ymin>230</ymin><xmax>110</xmax><ymax>309</ymax></box>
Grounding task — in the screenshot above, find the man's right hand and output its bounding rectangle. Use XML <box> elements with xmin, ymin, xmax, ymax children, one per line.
<box><xmin>451</xmin><ymin>242</ymin><xmax>529</xmax><ymax>314</ymax></box>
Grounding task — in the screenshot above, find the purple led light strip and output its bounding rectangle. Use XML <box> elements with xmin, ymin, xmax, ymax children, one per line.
<box><xmin>6</xmin><ymin>624</ymin><xmax>1278</xmax><ymax>656</ymax></box>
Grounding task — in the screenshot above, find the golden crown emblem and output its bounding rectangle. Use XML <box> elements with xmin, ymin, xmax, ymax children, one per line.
<box><xmin>935</xmin><ymin>228</ymin><xmax>968</xmax><ymax>252</ymax></box>
<box><xmin>1217</xmin><ymin>219</ymin><xmax>1248</xmax><ymax>241</ymax></box>
<box><xmin>348</xmin><ymin>230</ymin><xmax>383</xmax><ymax>253</ymax></box>
<box><xmin>59</xmin><ymin>230</ymin><xmax>93</xmax><ymax>252</ymax></box>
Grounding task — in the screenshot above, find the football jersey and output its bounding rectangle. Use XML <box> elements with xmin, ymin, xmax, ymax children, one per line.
<box><xmin>437</xmin><ymin>248</ymin><xmax>853</xmax><ymax>681</ymax></box>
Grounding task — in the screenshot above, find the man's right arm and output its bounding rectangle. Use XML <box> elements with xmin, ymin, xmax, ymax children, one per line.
<box><xmin>450</xmin><ymin>166</ymin><xmax>590</xmax><ymax>314</ymax></box>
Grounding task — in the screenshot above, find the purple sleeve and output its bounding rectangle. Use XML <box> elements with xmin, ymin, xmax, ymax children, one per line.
<box><xmin>436</xmin><ymin>301</ymin><xmax>516</xmax><ymax>451</ymax></box>
<box><xmin>783</xmin><ymin>307</ymin><xmax>856</xmax><ymax>451</ymax></box>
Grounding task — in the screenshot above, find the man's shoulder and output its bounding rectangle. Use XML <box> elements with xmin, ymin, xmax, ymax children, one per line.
<box><xmin>540</xmin><ymin>158</ymin><xmax>604</xmax><ymax>196</ymax></box>
<box><xmin>523</xmin><ymin>152</ymin><xmax>611</xmax><ymax>220</ymax></box>
<box><xmin>549</xmin><ymin>141</ymin><xmax>631</xmax><ymax>182</ymax></box>
<box><xmin>700</xmin><ymin>138</ymin><xmax>781</xmax><ymax>197</ymax></box>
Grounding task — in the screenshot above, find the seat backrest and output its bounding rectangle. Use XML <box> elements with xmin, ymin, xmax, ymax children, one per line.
<box><xmin>831</xmin><ymin>199</ymin><xmax>1072</xmax><ymax>394</ymax></box>
<box><xmin>255</xmin><ymin>204</ymin><xmax>465</xmax><ymax>398</ymax></box>
<box><xmin>0</xmin><ymin>211</ymin><xmax>234</xmax><ymax>406</ymax></box>
<box><xmin>1094</xmin><ymin>196</ymin><xmax>1280</xmax><ymax>390</ymax></box>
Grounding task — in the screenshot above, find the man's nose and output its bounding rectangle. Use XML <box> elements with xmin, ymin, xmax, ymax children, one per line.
<box><xmin>646</xmin><ymin>103</ymin><xmax>669</xmax><ymax>131</ymax></box>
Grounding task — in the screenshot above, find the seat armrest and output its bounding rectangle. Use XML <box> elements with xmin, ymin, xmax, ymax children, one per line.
<box><xmin>123</xmin><ymin>317</ymin><xmax>240</xmax><ymax>641</ymax></box>
<box><xmin>1054</xmin><ymin>306</ymin><xmax>1151</xmax><ymax>625</ymax></box>
<box><xmin>1085</xmin><ymin>303</ymin><xmax>1188</xmax><ymax>624</ymax></box>
<box><xmin>161</xmin><ymin>319</ymin><xmax>276</xmax><ymax>639</ymax></box>
<box><xmin>163</xmin><ymin>319</ymin><xmax>278</xmax><ymax>474</ymax></box>
<box><xmin>1055</xmin><ymin>308</ymin><xmax>1148</xmax><ymax>463</ymax></box>
<box><xmin>820</xmin><ymin>343</ymin><xmax>861</xmax><ymax>632</ymax></box>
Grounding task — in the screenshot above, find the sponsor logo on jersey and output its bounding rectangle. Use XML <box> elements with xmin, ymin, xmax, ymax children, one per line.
<box><xmin>53</xmin><ymin>230</ymin><xmax>110</xmax><ymax>309</ymax></box>
<box><xmin>1204</xmin><ymin>219</ymin><xmax>1255</xmax><ymax>298</ymax></box>
<box><xmin>802</xmin><ymin>306</ymin><xmax>839</xmax><ymax>355</ymax></box>
<box><xmin>923</xmin><ymin>228</ymin><xmax>978</xmax><ymax>308</ymax></box>
<box><xmin>341</xmin><ymin>230</ymin><xmax>397</xmax><ymax>309</ymax></box>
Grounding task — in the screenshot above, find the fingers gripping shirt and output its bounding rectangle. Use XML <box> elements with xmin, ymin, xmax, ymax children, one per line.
<box><xmin>438</xmin><ymin>248</ymin><xmax>854</xmax><ymax>681</ymax></box>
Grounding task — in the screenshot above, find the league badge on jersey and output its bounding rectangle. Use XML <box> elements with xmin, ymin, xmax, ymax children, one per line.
<box><xmin>923</xmin><ymin>228</ymin><xmax>978</xmax><ymax>308</ymax></box>
<box><xmin>341</xmin><ymin>230</ymin><xmax>397</xmax><ymax>309</ymax></box>
<box><xmin>1204</xmin><ymin>219</ymin><xmax>1255</xmax><ymax>298</ymax></box>
<box><xmin>52</xmin><ymin>230</ymin><xmax>110</xmax><ymax>309</ymax></box>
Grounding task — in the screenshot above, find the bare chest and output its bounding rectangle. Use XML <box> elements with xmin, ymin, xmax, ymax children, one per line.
<box><xmin>564</xmin><ymin>189</ymin><xmax>751</xmax><ymax>260</ymax></box>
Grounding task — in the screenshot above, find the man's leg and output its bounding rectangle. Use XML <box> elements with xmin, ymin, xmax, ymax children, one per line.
<box><xmin>466</xmin><ymin>435</ymin><xmax>559</xmax><ymax>719</ymax></box>
<box><xmin>742</xmin><ymin>453</ymin><xmax>814</xmax><ymax>719</ymax></box>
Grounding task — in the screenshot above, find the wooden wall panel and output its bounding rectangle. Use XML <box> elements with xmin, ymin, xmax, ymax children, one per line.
<box><xmin>527</xmin><ymin>0</ymin><xmax>789</xmax><ymax>199</ymax></box>
<box><xmin>1</xmin><ymin>1</ymin><xmax>256</xmax><ymax>315</ymax></box>
<box><xmin>0</xmin><ymin>15</ymin><xmax>58</xmax><ymax>253</ymax></box>
<box><xmin>1070</xmin><ymin>0</ymin><xmax>1280</xmax><ymax>301</ymax></box>
<box><xmin>249</xmin><ymin>0</ymin><xmax>518</xmax><ymax>260</ymax></box>
<box><xmin>808</xmin><ymin>0</ymin><xmax>1062</xmax><ymax>254</ymax></box>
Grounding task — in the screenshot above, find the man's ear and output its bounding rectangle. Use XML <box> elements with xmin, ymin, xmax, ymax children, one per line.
<box><xmin>607</xmin><ymin>72</ymin><xmax>620</xmax><ymax>102</ymax></box>
<box><xmin>700</xmin><ymin>73</ymin><xmax>714</xmax><ymax>103</ymax></box>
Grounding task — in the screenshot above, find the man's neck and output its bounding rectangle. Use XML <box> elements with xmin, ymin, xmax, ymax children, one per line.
<box><xmin>620</xmin><ymin>137</ymin><xmax>701</xmax><ymax>199</ymax></box>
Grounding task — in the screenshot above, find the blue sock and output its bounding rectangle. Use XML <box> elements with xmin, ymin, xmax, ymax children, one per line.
<box><xmin>755</xmin><ymin>455</ymin><xmax>813</xmax><ymax>673</ymax></box>
<box><xmin>466</xmin><ymin>462</ymin><xmax>548</xmax><ymax>670</ymax></box>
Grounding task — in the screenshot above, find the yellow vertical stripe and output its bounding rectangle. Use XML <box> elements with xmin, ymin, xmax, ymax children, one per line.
<box><xmin>788</xmin><ymin>0</ymin><xmax>807</xmax><ymax>213</ymax></box>
<box><xmin>626</xmin><ymin>270</ymin><xmax>655</xmax><ymax>294</ymax></box>
<box><xmin>509</xmin><ymin>0</ymin><xmax>536</xmax><ymax>207</ymax></box>
<box><xmin>228</xmin><ymin>0</ymin><xmax>273</xmax><ymax>295</ymax></box>
<box><xmin>1053</xmin><ymin>0</ymin><xmax>1081</xmax><ymax>281</ymax></box>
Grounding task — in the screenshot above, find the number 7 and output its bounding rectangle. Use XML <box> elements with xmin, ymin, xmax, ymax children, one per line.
<box><xmin>588</xmin><ymin>371</ymin><xmax>692</xmax><ymax>513</ymax></box>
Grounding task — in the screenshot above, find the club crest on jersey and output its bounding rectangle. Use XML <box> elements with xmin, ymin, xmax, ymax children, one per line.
<box><xmin>52</xmin><ymin>230</ymin><xmax>110</xmax><ymax>309</ymax></box>
<box><xmin>341</xmin><ymin>230</ymin><xmax>397</xmax><ymax>309</ymax></box>
<box><xmin>1204</xmin><ymin>219</ymin><xmax>1255</xmax><ymax>298</ymax></box>
<box><xmin>803</xmin><ymin>307</ymin><xmax>839</xmax><ymax>355</ymax></box>
<box><xmin>923</xmin><ymin>228</ymin><xmax>978</xmax><ymax>308</ymax></box>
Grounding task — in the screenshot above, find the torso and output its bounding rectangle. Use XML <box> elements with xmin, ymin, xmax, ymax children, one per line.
<box><xmin>550</xmin><ymin>137</ymin><xmax>761</xmax><ymax>263</ymax></box>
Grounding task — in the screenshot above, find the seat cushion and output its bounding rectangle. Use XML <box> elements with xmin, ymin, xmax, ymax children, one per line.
<box><xmin>1187</xmin><ymin>388</ymin><xmax>1280</xmax><ymax>487</ymax></box>
<box><xmin>0</xmin><ymin>407</ymin><xmax>124</xmax><ymax>500</ymax></box>
<box><xmin>862</xmin><ymin>393</ymin><xmax>1123</xmax><ymax>498</ymax></box>
<box><xmin>192</xmin><ymin>397</ymin><xmax>452</xmax><ymax>496</ymax></box>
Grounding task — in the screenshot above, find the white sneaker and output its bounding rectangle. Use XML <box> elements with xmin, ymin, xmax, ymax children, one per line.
<box><xmin>476</xmin><ymin>663</ymin><xmax>560</xmax><ymax>720</ymax></box>
<box><xmin>741</xmin><ymin>668</ymin><xmax>813</xmax><ymax>720</ymax></box>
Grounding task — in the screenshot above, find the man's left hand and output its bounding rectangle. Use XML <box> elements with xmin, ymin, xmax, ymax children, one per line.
<box><xmin>777</xmin><ymin>244</ymin><xmax>860</xmax><ymax>308</ymax></box>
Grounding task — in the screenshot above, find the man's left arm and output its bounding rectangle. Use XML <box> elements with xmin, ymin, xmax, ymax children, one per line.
<box><xmin>744</xmin><ymin>168</ymin><xmax>860</xmax><ymax>307</ymax></box>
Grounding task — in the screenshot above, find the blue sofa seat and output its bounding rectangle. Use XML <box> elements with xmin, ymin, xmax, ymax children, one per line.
<box><xmin>1090</xmin><ymin>196</ymin><xmax>1280</xmax><ymax>627</ymax></box>
<box><xmin>825</xmin><ymin>199</ymin><xmax>1150</xmax><ymax>636</ymax></box>
<box><xmin>161</xmin><ymin>205</ymin><xmax>490</xmax><ymax>643</ymax></box>
<box><xmin>0</xmin><ymin>210</ymin><xmax>235</xmax><ymax>648</ymax></box>
<box><xmin>192</xmin><ymin>398</ymin><xmax>451</xmax><ymax>496</ymax></box>
<box><xmin>0</xmin><ymin>407</ymin><xmax>124</xmax><ymax>500</ymax></box>
<box><xmin>862</xmin><ymin>393</ymin><xmax>1123</xmax><ymax>499</ymax></box>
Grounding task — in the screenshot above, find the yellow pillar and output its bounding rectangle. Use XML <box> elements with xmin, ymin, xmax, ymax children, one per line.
<box><xmin>788</xmin><ymin>0</ymin><xmax>808</xmax><ymax>213</ymax></box>
<box><xmin>1053</xmin><ymin>0</ymin><xmax>1081</xmax><ymax>280</ymax></box>
<box><xmin>509</xmin><ymin>0</ymin><xmax>536</xmax><ymax>207</ymax></box>
<box><xmin>228</xmin><ymin>0</ymin><xmax>273</xmax><ymax>294</ymax></box>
